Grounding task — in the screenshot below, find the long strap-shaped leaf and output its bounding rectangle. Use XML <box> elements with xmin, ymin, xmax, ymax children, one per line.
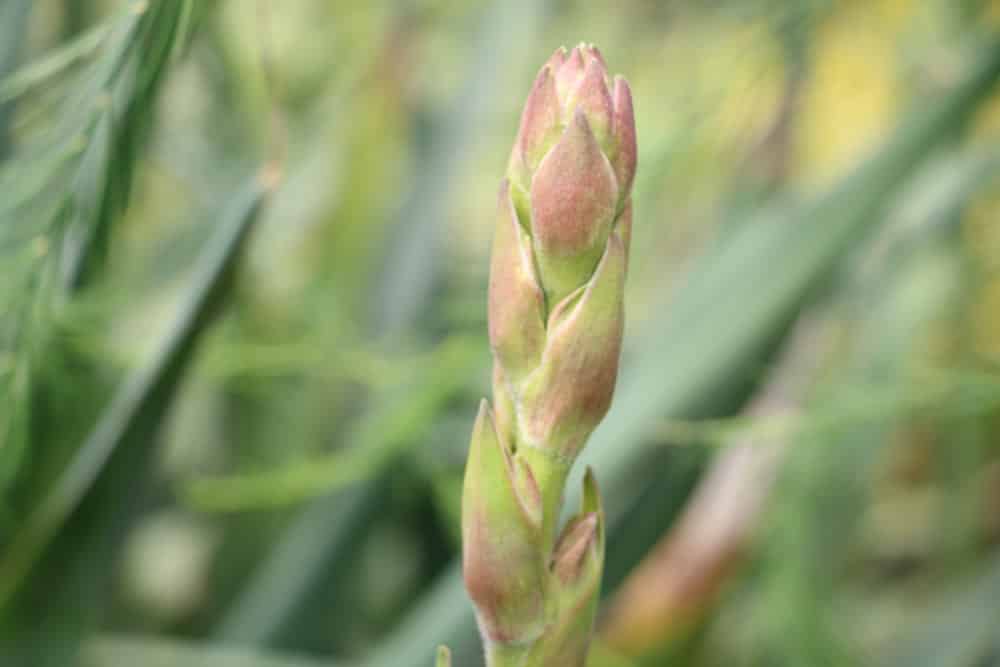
<box><xmin>361</xmin><ymin>37</ymin><xmax>1000</xmax><ymax>667</ymax></box>
<box><xmin>0</xmin><ymin>173</ymin><xmax>272</xmax><ymax>665</ymax></box>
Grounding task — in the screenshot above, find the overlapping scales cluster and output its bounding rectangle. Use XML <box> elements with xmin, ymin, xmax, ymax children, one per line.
<box><xmin>492</xmin><ymin>43</ymin><xmax>636</xmax><ymax>464</ymax></box>
<box><xmin>461</xmin><ymin>44</ymin><xmax>636</xmax><ymax>666</ymax></box>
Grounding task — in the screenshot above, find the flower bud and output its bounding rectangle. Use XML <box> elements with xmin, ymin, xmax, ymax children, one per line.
<box><xmin>611</xmin><ymin>76</ymin><xmax>637</xmax><ymax>200</ymax></box>
<box><xmin>488</xmin><ymin>180</ymin><xmax>546</xmax><ymax>384</ymax></box>
<box><xmin>527</xmin><ymin>470</ymin><xmax>605</xmax><ymax>665</ymax></box>
<box><xmin>517</xmin><ymin>232</ymin><xmax>626</xmax><ymax>460</ymax></box>
<box><xmin>462</xmin><ymin>401</ymin><xmax>546</xmax><ymax>644</ymax></box>
<box><xmin>530</xmin><ymin>108</ymin><xmax>619</xmax><ymax>306</ymax></box>
<box><xmin>504</xmin><ymin>44</ymin><xmax>635</xmax><ymax>309</ymax></box>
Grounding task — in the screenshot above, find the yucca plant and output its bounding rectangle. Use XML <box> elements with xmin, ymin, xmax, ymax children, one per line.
<box><xmin>441</xmin><ymin>44</ymin><xmax>636</xmax><ymax>667</ymax></box>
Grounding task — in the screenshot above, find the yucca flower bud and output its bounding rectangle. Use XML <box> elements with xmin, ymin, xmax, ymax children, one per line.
<box><xmin>490</xmin><ymin>43</ymin><xmax>636</xmax><ymax>465</ymax></box>
<box><xmin>457</xmin><ymin>43</ymin><xmax>634</xmax><ymax>667</ymax></box>
<box><xmin>525</xmin><ymin>470</ymin><xmax>606</xmax><ymax>665</ymax></box>
<box><xmin>462</xmin><ymin>402</ymin><xmax>547</xmax><ymax>644</ymax></box>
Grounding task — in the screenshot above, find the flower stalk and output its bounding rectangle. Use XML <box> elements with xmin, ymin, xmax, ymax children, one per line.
<box><xmin>449</xmin><ymin>43</ymin><xmax>636</xmax><ymax>667</ymax></box>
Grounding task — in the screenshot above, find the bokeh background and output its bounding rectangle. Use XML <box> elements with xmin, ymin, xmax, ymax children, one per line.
<box><xmin>3</xmin><ymin>0</ymin><xmax>1000</xmax><ymax>665</ymax></box>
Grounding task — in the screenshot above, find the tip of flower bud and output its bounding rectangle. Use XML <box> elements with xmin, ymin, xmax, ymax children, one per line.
<box><xmin>552</xmin><ymin>512</ymin><xmax>599</xmax><ymax>585</ymax></box>
<box><xmin>612</xmin><ymin>76</ymin><xmax>637</xmax><ymax>197</ymax></box>
<box><xmin>574</xmin><ymin>56</ymin><xmax>614</xmax><ymax>150</ymax></box>
<box><xmin>515</xmin><ymin>65</ymin><xmax>562</xmax><ymax>173</ymax></box>
<box><xmin>583</xmin><ymin>43</ymin><xmax>607</xmax><ymax>67</ymax></box>
<box><xmin>555</xmin><ymin>46</ymin><xmax>587</xmax><ymax>102</ymax></box>
<box><xmin>435</xmin><ymin>646</ymin><xmax>451</xmax><ymax>667</ymax></box>
<box><xmin>546</xmin><ymin>46</ymin><xmax>568</xmax><ymax>71</ymax></box>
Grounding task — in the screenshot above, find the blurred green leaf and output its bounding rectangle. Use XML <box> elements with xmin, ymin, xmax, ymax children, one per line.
<box><xmin>880</xmin><ymin>555</ymin><xmax>1000</xmax><ymax>667</ymax></box>
<box><xmin>0</xmin><ymin>172</ymin><xmax>272</xmax><ymax>665</ymax></box>
<box><xmin>0</xmin><ymin>0</ymin><xmax>31</xmax><ymax>156</ymax></box>
<box><xmin>0</xmin><ymin>18</ymin><xmax>111</xmax><ymax>106</ymax></box>
<box><xmin>84</xmin><ymin>634</ymin><xmax>336</xmax><ymax>667</ymax></box>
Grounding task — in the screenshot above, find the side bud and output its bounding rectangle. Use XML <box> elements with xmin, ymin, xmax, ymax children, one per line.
<box><xmin>488</xmin><ymin>180</ymin><xmax>546</xmax><ymax>384</ymax></box>
<box><xmin>611</xmin><ymin>76</ymin><xmax>637</xmax><ymax>201</ymax></box>
<box><xmin>518</xmin><ymin>232</ymin><xmax>626</xmax><ymax>461</ymax></box>
<box><xmin>527</xmin><ymin>470</ymin><xmax>606</xmax><ymax>665</ymax></box>
<box><xmin>462</xmin><ymin>401</ymin><xmax>546</xmax><ymax>644</ymax></box>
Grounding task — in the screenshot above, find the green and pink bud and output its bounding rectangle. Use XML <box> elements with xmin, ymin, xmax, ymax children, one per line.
<box><xmin>461</xmin><ymin>401</ymin><xmax>547</xmax><ymax>644</ymax></box>
<box><xmin>460</xmin><ymin>44</ymin><xmax>634</xmax><ymax>666</ymax></box>
<box><xmin>526</xmin><ymin>470</ymin><xmax>606</xmax><ymax>665</ymax></box>
<box><xmin>488</xmin><ymin>44</ymin><xmax>635</xmax><ymax>465</ymax></box>
<box><xmin>517</xmin><ymin>230</ymin><xmax>626</xmax><ymax>460</ymax></box>
<box><xmin>506</xmin><ymin>44</ymin><xmax>636</xmax><ymax>306</ymax></box>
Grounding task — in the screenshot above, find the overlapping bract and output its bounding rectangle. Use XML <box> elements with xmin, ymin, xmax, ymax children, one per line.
<box><xmin>492</xmin><ymin>43</ymin><xmax>635</xmax><ymax>462</ymax></box>
<box><xmin>462</xmin><ymin>43</ymin><xmax>635</xmax><ymax>664</ymax></box>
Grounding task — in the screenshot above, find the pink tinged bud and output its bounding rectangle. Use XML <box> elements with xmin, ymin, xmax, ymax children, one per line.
<box><xmin>488</xmin><ymin>180</ymin><xmax>546</xmax><ymax>383</ymax></box>
<box><xmin>574</xmin><ymin>58</ymin><xmax>614</xmax><ymax>152</ymax></box>
<box><xmin>552</xmin><ymin>512</ymin><xmax>599</xmax><ymax>585</ymax></box>
<box><xmin>462</xmin><ymin>401</ymin><xmax>546</xmax><ymax>644</ymax></box>
<box><xmin>612</xmin><ymin>76</ymin><xmax>637</xmax><ymax>198</ymax></box>
<box><xmin>583</xmin><ymin>44</ymin><xmax>607</xmax><ymax>68</ymax></box>
<box><xmin>518</xmin><ymin>233</ymin><xmax>626</xmax><ymax>460</ymax></box>
<box><xmin>545</xmin><ymin>46</ymin><xmax>568</xmax><ymax>72</ymax></box>
<box><xmin>528</xmin><ymin>470</ymin><xmax>605</xmax><ymax>665</ymax></box>
<box><xmin>514</xmin><ymin>65</ymin><xmax>562</xmax><ymax>173</ymax></box>
<box><xmin>555</xmin><ymin>46</ymin><xmax>587</xmax><ymax>104</ymax></box>
<box><xmin>552</xmin><ymin>471</ymin><xmax>604</xmax><ymax>587</ymax></box>
<box><xmin>530</xmin><ymin>109</ymin><xmax>618</xmax><ymax>306</ymax></box>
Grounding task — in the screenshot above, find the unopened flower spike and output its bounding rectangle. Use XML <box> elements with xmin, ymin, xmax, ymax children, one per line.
<box><xmin>444</xmin><ymin>43</ymin><xmax>635</xmax><ymax>667</ymax></box>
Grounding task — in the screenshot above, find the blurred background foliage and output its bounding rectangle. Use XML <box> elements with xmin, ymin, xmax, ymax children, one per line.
<box><xmin>2</xmin><ymin>0</ymin><xmax>1000</xmax><ymax>665</ymax></box>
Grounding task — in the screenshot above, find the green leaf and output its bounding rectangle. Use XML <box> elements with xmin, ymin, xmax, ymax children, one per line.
<box><xmin>0</xmin><ymin>173</ymin><xmax>272</xmax><ymax>665</ymax></box>
<box><xmin>83</xmin><ymin>634</ymin><xmax>338</xmax><ymax>667</ymax></box>
<box><xmin>0</xmin><ymin>0</ymin><xmax>32</xmax><ymax>156</ymax></box>
<box><xmin>880</xmin><ymin>556</ymin><xmax>1000</xmax><ymax>667</ymax></box>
